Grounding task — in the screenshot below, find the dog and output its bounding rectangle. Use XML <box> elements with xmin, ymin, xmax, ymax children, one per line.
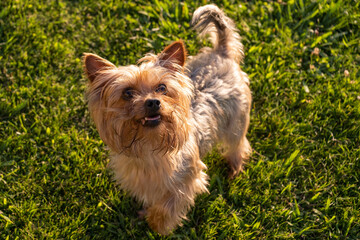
<box><xmin>83</xmin><ymin>4</ymin><xmax>251</xmax><ymax>235</ymax></box>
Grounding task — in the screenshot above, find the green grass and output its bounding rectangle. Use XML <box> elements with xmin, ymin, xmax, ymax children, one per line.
<box><xmin>1</xmin><ymin>0</ymin><xmax>359</xmax><ymax>239</ymax></box>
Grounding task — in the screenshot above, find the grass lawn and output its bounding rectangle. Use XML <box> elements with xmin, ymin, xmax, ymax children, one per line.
<box><xmin>1</xmin><ymin>0</ymin><xmax>359</xmax><ymax>239</ymax></box>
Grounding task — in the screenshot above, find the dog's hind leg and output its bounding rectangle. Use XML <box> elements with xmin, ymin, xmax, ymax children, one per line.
<box><xmin>224</xmin><ymin>136</ymin><xmax>251</xmax><ymax>178</ymax></box>
<box><xmin>221</xmin><ymin>101</ymin><xmax>252</xmax><ymax>178</ymax></box>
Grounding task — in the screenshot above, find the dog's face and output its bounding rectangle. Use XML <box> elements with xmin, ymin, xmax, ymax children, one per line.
<box><xmin>84</xmin><ymin>41</ymin><xmax>193</xmax><ymax>157</ymax></box>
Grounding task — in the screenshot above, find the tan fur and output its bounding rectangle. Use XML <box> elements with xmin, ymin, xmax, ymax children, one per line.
<box><xmin>83</xmin><ymin>5</ymin><xmax>251</xmax><ymax>235</ymax></box>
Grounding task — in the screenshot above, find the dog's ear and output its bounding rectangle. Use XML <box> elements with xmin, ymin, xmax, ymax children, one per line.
<box><xmin>158</xmin><ymin>41</ymin><xmax>186</xmax><ymax>71</ymax></box>
<box><xmin>83</xmin><ymin>53</ymin><xmax>116</xmax><ymax>82</ymax></box>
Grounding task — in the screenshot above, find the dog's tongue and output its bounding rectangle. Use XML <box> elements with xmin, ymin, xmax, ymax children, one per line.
<box><xmin>145</xmin><ymin>115</ymin><xmax>161</xmax><ymax>121</ymax></box>
<box><xmin>141</xmin><ymin>115</ymin><xmax>161</xmax><ymax>125</ymax></box>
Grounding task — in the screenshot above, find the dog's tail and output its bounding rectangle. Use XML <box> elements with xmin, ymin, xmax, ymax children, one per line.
<box><xmin>191</xmin><ymin>4</ymin><xmax>243</xmax><ymax>63</ymax></box>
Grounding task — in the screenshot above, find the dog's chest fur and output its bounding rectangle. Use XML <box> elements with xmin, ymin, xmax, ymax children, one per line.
<box><xmin>109</xmin><ymin>134</ymin><xmax>207</xmax><ymax>205</ymax></box>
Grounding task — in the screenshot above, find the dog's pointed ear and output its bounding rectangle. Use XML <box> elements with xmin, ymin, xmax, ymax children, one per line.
<box><xmin>158</xmin><ymin>41</ymin><xmax>186</xmax><ymax>71</ymax></box>
<box><xmin>83</xmin><ymin>53</ymin><xmax>116</xmax><ymax>82</ymax></box>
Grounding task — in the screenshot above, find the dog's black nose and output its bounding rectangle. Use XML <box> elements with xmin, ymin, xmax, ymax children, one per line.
<box><xmin>145</xmin><ymin>99</ymin><xmax>161</xmax><ymax>112</ymax></box>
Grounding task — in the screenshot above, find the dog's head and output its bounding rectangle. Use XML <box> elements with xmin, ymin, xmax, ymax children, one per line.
<box><xmin>84</xmin><ymin>41</ymin><xmax>193</xmax><ymax>157</ymax></box>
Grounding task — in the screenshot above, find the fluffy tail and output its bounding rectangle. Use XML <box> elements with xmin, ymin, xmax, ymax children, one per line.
<box><xmin>191</xmin><ymin>4</ymin><xmax>243</xmax><ymax>63</ymax></box>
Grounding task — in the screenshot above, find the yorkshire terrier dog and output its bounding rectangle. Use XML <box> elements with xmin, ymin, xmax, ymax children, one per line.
<box><xmin>83</xmin><ymin>4</ymin><xmax>251</xmax><ymax>235</ymax></box>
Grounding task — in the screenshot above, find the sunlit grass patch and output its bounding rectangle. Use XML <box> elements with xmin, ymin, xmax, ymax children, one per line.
<box><xmin>1</xmin><ymin>0</ymin><xmax>359</xmax><ymax>239</ymax></box>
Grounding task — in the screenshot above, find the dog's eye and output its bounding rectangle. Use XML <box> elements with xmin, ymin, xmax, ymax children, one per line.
<box><xmin>155</xmin><ymin>84</ymin><xmax>167</xmax><ymax>95</ymax></box>
<box><xmin>122</xmin><ymin>88</ymin><xmax>134</xmax><ymax>100</ymax></box>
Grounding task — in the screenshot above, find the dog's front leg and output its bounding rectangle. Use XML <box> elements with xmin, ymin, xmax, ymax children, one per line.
<box><xmin>146</xmin><ymin>193</ymin><xmax>191</xmax><ymax>235</ymax></box>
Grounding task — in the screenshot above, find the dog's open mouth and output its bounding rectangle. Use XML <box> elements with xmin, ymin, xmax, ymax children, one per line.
<box><xmin>141</xmin><ymin>115</ymin><xmax>161</xmax><ymax>127</ymax></box>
